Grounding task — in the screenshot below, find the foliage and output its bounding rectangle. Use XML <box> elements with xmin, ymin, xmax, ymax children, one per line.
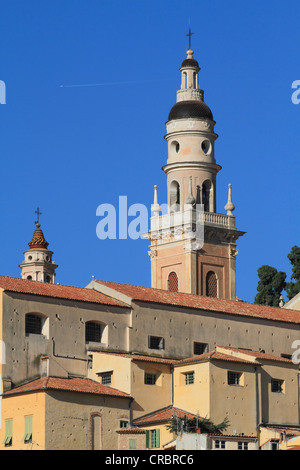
<box><xmin>254</xmin><ymin>265</ymin><xmax>286</xmax><ymax>307</ymax></box>
<box><xmin>286</xmin><ymin>246</ymin><xmax>300</xmax><ymax>300</ymax></box>
<box><xmin>166</xmin><ymin>415</ymin><xmax>230</xmax><ymax>435</ymax></box>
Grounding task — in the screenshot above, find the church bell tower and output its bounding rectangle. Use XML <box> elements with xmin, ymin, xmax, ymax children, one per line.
<box><xmin>147</xmin><ymin>38</ymin><xmax>245</xmax><ymax>300</ymax></box>
<box><xmin>19</xmin><ymin>216</ymin><xmax>58</xmax><ymax>283</ymax></box>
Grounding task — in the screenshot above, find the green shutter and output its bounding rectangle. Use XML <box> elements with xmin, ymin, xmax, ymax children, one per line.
<box><xmin>155</xmin><ymin>429</ymin><xmax>160</xmax><ymax>448</ymax></box>
<box><xmin>23</xmin><ymin>416</ymin><xmax>33</xmax><ymax>442</ymax></box>
<box><xmin>3</xmin><ymin>419</ymin><xmax>13</xmax><ymax>446</ymax></box>
<box><xmin>145</xmin><ymin>430</ymin><xmax>149</xmax><ymax>448</ymax></box>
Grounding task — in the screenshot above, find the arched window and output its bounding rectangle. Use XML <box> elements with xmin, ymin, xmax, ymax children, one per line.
<box><xmin>170</xmin><ymin>181</ymin><xmax>180</xmax><ymax>211</ymax></box>
<box><xmin>202</xmin><ymin>181</ymin><xmax>211</xmax><ymax>212</ymax></box>
<box><xmin>206</xmin><ymin>271</ymin><xmax>218</xmax><ymax>298</ymax></box>
<box><xmin>85</xmin><ymin>321</ymin><xmax>107</xmax><ymax>344</ymax></box>
<box><xmin>168</xmin><ymin>271</ymin><xmax>178</xmax><ymax>293</ymax></box>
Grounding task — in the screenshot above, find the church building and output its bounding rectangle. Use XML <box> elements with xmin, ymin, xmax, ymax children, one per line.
<box><xmin>0</xmin><ymin>41</ymin><xmax>300</xmax><ymax>451</ymax></box>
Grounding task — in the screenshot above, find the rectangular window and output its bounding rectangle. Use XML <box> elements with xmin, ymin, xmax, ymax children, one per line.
<box><xmin>228</xmin><ymin>371</ymin><xmax>241</xmax><ymax>386</ymax></box>
<box><xmin>4</xmin><ymin>419</ymin><xmax>13</xmax><ymax>447</ymax></box>
<box><xmin>238</xmin><ymin>441</ymin><xmax>248</xmax><ymax>450</ymax></box>
<box><xmin>271</xmin><ymin>379</ymin><xmax>284</xmax><ymax>393</ymax></box>
<box><xmin>271</xmin><ymin>440</ymin><xmax>279</xmax><ymax>450</ymax></box>
<box><xmin>215</xmin><ymin>439</ymin><xmax>226</xmax><ymax>449</ymax></box>
<box><xmin>150</xmin><ymin>429</ymin><xmax>160</xmax><ymax>448</ymax></box>
<box><xmin>148</xmin><ymin>336</ymin><xmax>165</xmax><ymax>350</ymax></box>
<box><xmin>184</xmin><ymin>372</ymin><xmax>195</xmax><ymax>385</ymax></box>
<box><xmin>144</xmin><ymin>372</ymin><xmax>157</xmax><ymax>385</ymax></box>
<box><xmin>100</xmin><ymin>373</ymin><xmax>112</xmax><ymax>385</ymax></box>
<box><xmin>23</xmin><ymin>416</ymin><xmax>33</xmax><ymax>443</ymax></box>
<box><xmin>146</xmin><ymin>429</ymin><xmax>160</xmax><ymax>449</ymax></box>
<box><xmin>25</xmin><ymin>314</ymin><xmax>42</xmax><ymax>336</ymax></box>
<box><xmin>193</xmin><ymin>342</ymin><xmax>208</xmax><ymax>355</ymax></box>
<box><xmin>120</xmin><ymin>420</ymin><xmax>129</xmax><ymax>429</ymax></box>
<box><xmin>129</xmin><ymin>438</ymin><xmax>137</xmax><ymax>450</ymax></box>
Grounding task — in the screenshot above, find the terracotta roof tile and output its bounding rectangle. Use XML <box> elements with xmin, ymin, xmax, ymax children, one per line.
<box><xmin>0</xmin><ymin>275</ymin><xmax>127</xmax><ymax>307</ymax></box>
<box><xmin>3</xmin><ymin>376</ymin><xmax>131</xmax><ymax>399</ymax></box>
<box><xmin>217</xmin><ymin>346</ymin><xmax>295</xmax><ymax>364</ymax></box>
<box><xmin>96</xmin><ymin>280</ymin><xmax>300</xmax><ymax>325</ymax></box>
<box><xmin>133</xmin><ymin>405</ymin><xmax>200</xmax><ymax>425</ymax></box>
<box><xmin>176</xmin><ymin>351</ymin><xmax>258</xmax><ymax>366</ymax></box>
<box><xmin>90</xmin><ymin>351</ymin><xmax>179</xmax><ymax>365</ymax></box>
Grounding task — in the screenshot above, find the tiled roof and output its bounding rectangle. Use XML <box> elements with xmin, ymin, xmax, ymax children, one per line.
<box><xmin>0</xmin><ymin>275</ymin><xmax>127</xmax><ymax>307</ymax></box>
<box><xmin>133</xmin><ymin>405</ymin><xmax>200</xmax><ymax>425</ymax></box>
<box><xmin>175</xmin><ymin>351</ymin><xmax>258</xmax><ymax>366</ymax></box>
<box><xmin>116</xmin><ymin>428</ymin><xmax>146</xmax><ymax>434</ymax></box>
<box><xmin>96</xmin><ymin>280</ymin><xmax>300</xmax><ymax>325</ymax></box>
<box><xmin>3</xmin><ymin>376</ymin><xmax>131</xmax><ymax>399</ymax></box>
<box><xmin>90</xmin><ymin>351</ymin><xmax>179</xmax><ymax>365</ymax></box>
<box><xmin>217</xmin><ymin>346</ymin><xmax>295</xmax><ymax>364</ymax></box>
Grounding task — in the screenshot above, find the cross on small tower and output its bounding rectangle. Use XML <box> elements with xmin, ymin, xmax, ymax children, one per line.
<box><xmin>186</xmin><ymin>26</ymin><xmax>194</xmax><ymax>50</ymax></box>
<box><xmin>35</xmin><ymin>207</ymin><xmax>42</xmax><ymax>225</ymax></box>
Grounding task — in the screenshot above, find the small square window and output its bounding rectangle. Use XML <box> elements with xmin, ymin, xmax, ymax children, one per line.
<box><xmin>184</xmin><ymin>372</ymin><xmax>195</xmax><ymax>385</ymax></box>
<box><xmin>271</xmin><ymin>379</ymin><xmax>284</xmax><ymax>393</ymax></box>
<box><xmin>144</xmin><ymin>373</ymin><xmax>157</xmax><ymax>385</ymax></box>
<box><xmin>148</xmin><ymin>336</ymin><xmax>165</xmax><ymax>350</ymax></box>
<box><xmin>228</xmin><ymin>371</ymin><xmax>241</xmax><ymax>386</ymax></box>
<box><xmin>193</xmin><ymin>342</ymin><xmax>208</xmax><ymax>355</ymax></box>
<box><xmin>100</xmin><ymin>373</ymin><xmax>112</xmax><ymax>385</ymax></box>
<box><xmin>120</xmin><ymin>420</ymin><xmax>129</xmax><ymax>429</ymax></box>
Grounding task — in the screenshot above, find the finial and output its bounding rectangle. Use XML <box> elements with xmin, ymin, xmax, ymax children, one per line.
<box><xmin>225</xmin><ymin>184</ymin><xmax>235</xmax><ymax>216</ymax></box>
<box><xmin>35</xmin><ymin>207</ymin><xmax>42</xmax><ymax>226</ymax></box>
<box><xmin>186</xmin><ymin>176</ymin><xmax>196</xmax><ymax>206</ymax></box>
<box><xmin>279</xmin><ymin>294</ymin><xmax>285</xmax><ymax>308</ymax></box>
<box><xmin>151</xmin><ymin>185</ymin><xmax>161</xmax><ymax>217</ymax></box>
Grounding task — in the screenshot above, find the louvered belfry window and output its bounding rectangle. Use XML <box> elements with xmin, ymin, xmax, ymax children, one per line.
<box><xmin>206</xmin><ymin>271</ymin><xmax>218</xmax><ymax>298</ymax></box>
<box><xmin>168</xmin><ymin>271</ymin><xmax>178</xmax><ymax>292</ymax></box>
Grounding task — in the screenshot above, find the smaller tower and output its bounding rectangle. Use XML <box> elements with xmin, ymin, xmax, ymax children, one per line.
<box><xmin>19</xmin><ymin>221</ymin><xmax>58</xmax><ymax>283</ymax></box>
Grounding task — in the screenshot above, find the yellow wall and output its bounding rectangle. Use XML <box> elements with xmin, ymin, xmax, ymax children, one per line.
<box><xmin>173</xmin><ymin>361</ymin><xmax>210</xmax><ymax>418</ymax></box>
<box><xmin>142</xmin><ymin>422</ymin><xmax>176</xmax><ymax>451</ymax></box>
<box><xmin>88</xmin><ymin>352</ymin><xmax>173</xmax><ymax>419</ymax></box>
<box><xmin>0</xmin><ymin>392</ymin><xmax>46</xmax><ymax>450</ymax></box>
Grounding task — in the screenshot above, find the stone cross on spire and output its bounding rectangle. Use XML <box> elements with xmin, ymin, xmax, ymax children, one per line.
<box><xmin>186</xmin><ymin>26</ymin><xmax>194</xmax><ymax>50</ymax></box>
<box><xmin>35</xmin><ymin>207</ymin><xmax>42</xmax><ymax>227</ymax></box>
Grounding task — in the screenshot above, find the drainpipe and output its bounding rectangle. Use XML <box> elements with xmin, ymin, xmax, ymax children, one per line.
<box><xmin>255</xmin><ymin>366</ymin><xmax>260</xmax><ymax>447</ymax></box>
<box><xmin>171</xmin><ymin>365</ymin><xmax>174</xmax><ymax>406</ymax></box>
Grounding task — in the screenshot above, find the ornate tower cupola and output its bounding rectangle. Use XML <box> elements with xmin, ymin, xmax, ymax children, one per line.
<box><xmin>146</xmin><ymin>35</ymin><xmax>245</xmax><ymax>300</ymax></box>
<box><xmin>19</xmin><ymin>214</ymin><xmax>58</xmax><ymax>283</ymax></box>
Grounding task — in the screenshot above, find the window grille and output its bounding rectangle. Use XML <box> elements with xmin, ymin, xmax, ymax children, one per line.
<box><xmin>206</xmin><ymin>271</ymin><xmax>218</xmax><ymax>298</ymax></box>
<box><xmin>184</xmin><ymin>372</ymin><xmax>195</xmax><ymax>385</ymax></box>
<box><xmin>144</xmin><ymin>373</ymin><xmax>157</xmax><ymax>385</ymax></box>
<box><xmin>100</xmin><ymin>373</ymin><xmax>112</xmax><ymax>385</ymax></box>
<box><xmin>271</xmin><ymin>379</ymin><xmax>283</xmax><ymax>393</ymax></box>
<box><xmin>168</xmin><ymin>272</ymin><xmax>178</xmax><ymax>292</ymax></box>
<box><xmin>228</xmin><ymin>371</ymin><xmax>241</xmax><ymax>386</ymax></box>
<box><xmin>85</xmin><ymin>322</ymin><xmax>102</xmax><ymax>343</ymax></box>
<box><xmin>25</xmin><ymin>314</ymin><xmax>42</xmax><ymax>335</ymax></box>
<box><xmin>148</xmin><ymin>336</ymin><xmax>165</xmax><ymax>350</ymax></box>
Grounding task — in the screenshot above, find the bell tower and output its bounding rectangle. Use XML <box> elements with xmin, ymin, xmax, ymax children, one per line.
<box><xmin>146</xmin><ymin>40</ymin><xmax>245</xmax><ymax>300</ymax></box>
<box><xmin>19</xmin><ymin>218</ymin><xmax>58</xmax><ymax>283</ymax></box>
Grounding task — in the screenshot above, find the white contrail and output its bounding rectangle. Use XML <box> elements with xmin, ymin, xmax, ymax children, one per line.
<box><xmin>60</xmin><ymin>78</ymin><xmax>171</xmax><ymax>88</ymax></box>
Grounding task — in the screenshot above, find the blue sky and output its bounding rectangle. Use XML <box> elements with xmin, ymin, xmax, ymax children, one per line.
<box><xmin>0</xmin><ymin>0</ymin><xmax>299</xmax><ymax>303</ymax></box>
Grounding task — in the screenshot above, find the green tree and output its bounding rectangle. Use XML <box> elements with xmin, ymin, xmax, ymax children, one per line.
<box><xmin>286</xmin><ymin>246</ymin><xmax>300</xmax><ymax>300</ymax></box>
<box><xmin>254</xmin><ymin>265</ymin><xmax>286</xmax><ymax>307</ymax></box>
<box><xmin>165</xmin><ymin>415</ymin><xmax>229</xmax><ymax>435</ymax></box>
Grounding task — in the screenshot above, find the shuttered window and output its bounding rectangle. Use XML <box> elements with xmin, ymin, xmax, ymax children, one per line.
<box><xmin>23</xmin><ymin>416</ymin><xmax>33</xmax><ymax>443</ymax></box>
<box><xmin>3</xmin><ymin>419</ymin><xmax>13</xmax><ymax>447</ymax></box>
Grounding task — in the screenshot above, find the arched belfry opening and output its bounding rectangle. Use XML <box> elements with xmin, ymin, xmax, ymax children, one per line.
<box><xmin>168</xmin><ymin>272</ymin><xmax>179</xmax><ymax>292</ymax></box>
<box><xmin>170</xmin><ymin>181</ymin><xmax>180</xmax><ymax>211</ymax></box>
<box><xmin>206</xmin><ymin>271</ymin><xmax>218</xmax><ymax>298</ymax></box>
